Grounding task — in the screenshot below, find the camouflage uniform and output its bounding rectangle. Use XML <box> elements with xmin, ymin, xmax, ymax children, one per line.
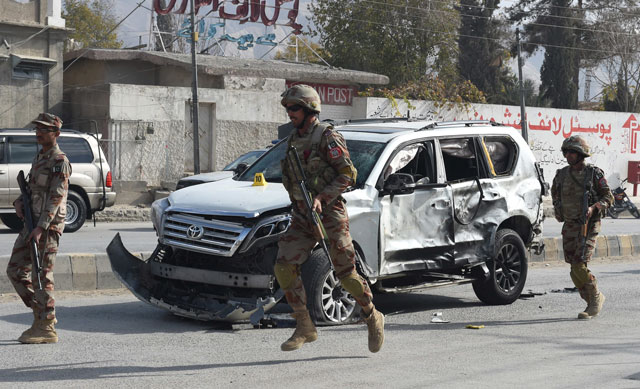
<box><xmin>551</xmin><ymin>136</ymin><xmax>613</xmax><ymax>319</ymax></box>
<box><xmin>275</xmin><ymin>84</ymin><xmax>383</xmax><ymax>353</ymax></box>
<box><xmin>277</xmin><ymin>119</ymin><xmax>373</xmax><ymax>312</ymax></box>
<box><xmin>7</xmin><ymin>123</ymin><xmax>71</xmax><ymax>322</ymax></box>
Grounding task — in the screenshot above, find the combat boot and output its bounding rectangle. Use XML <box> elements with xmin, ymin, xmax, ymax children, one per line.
<box><xmin>577</xmin><ymin>287</ymin><xmax>590</xmax><ymax>320</ymax></box>
<box><xmin>19</xmin><ymin>319</ymin><xmax>58</xmax><ymax>344</ymax></box>
<box><xmin>17</xmin><ymin>307</ymin><xmax>39</xmax><ymax>343</ymax></box>
<box><xmin>280</xmin><ymin>311</ymin><xmax>317</xmax><ymax>351</ymax></box>
<box><xmin>578</xmin><ymin>283</ymin><xmax>605</xmax><ymax>319</ymax></box>
<box><xmin>363</xmin><ymin>306</ymin><xmax>384</xmax><ymax>353</ymax></box>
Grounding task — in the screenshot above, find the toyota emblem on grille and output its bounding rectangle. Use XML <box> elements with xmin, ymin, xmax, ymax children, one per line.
<box><xmin>186</xmin><ymin>224</ymin><xmax>204</xmax><ymax>240</ymax></box>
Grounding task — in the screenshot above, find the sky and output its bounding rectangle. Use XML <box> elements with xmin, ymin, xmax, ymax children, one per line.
<box><xmin>111</xmin><ymin>0</ymin><xmax>603</xmax><ymax>102</ymax></box>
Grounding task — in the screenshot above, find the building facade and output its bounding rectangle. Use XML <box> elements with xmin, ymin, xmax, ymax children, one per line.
<box><xmin>63</xmin><ymin>49</ymin><xmax>388</xmax><ymax>187</ymax></box>
<box><xmin>0</xmin><ymin>0</ymin><xmax>66</xmax><ymax>127</ymax></box>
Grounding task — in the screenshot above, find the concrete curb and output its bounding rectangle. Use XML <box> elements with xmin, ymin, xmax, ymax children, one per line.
<box><xmin>93</xmin><ymin>206</ymin><xmax>151</xmax><ymax>223</ymax></box>
<box><xmin>0</xmin><ymin>252</ymin><xmax>150</xmax><ymax>294</ymax></box>
<box><xmin>529</xmin><ymin>234</ymin><xmax>640</xmax><ymax>263</ymax></box>
<box><xmin>1</xmin><ymin>234</ymin><xmax>639</xmax><ymax>294</ymax></box>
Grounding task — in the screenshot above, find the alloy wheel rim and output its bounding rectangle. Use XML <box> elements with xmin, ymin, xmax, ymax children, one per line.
<box><xmin>320</xmin><ymin>271</ymin><xmax>357</xmax><ymax>323</ymax></box>
<box><xmin>66</xmin><ymin>200</ymin><xmax>78</xmax><ymax>225</ymax></box>
<box><xmin>494</xmin><ymin>242</ymin><xmax>521</xmax><ymax>293</ymax></box>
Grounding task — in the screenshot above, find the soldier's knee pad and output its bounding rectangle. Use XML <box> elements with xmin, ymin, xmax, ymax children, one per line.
<box><xmin>274</xmin><ymin>263</ymin><xmax>298</xmax><ymax>290</ymax></box>
<box><xmin>570</xmin><ymin>262</ymin><xmax>590</xmax><ymax>288</ymax></box>
<box><xmin>340</xmin><ymin>272</ymin><xmax>365</xmax><ymax>298</ymax></box>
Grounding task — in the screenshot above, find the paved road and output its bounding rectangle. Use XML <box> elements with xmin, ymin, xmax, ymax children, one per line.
<box><xmin>1</xmin><ymin>259</ymin><xmax>639</xmax><ymax>388</ymax></box>
<box><xmin>2</xmin><ymin>217</ymin><xmax>639</xmax><ymax>257</ymax></box>
<box><xmin>0</xmin><ymin>221</ymin><xmax>157</xmax><ymax>256</ymax></box>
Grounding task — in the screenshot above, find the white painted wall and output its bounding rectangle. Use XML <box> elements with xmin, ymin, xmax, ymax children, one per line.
<box><xmin>354</xmin><ymin>97</ymin><xmax>640</xmax><ymax>190</ymax></box>
<box><xmin>106</xmin><ymin>83</ymin><xmax>285</xmax><ymax>186</ymax></box>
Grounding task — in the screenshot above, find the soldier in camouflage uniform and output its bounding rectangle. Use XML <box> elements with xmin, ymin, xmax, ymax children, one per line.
<box><xmin>551</xmin><ymin>136</ymin><xmax>613</xmax><ymax>320</ymax></box>
<box><xmin>7</xmin><ymin>113</ymin><xmax>71</xmax><ymax>344</ymax></box>
<box><xmin>275</xmin><ymin>84</ymin><xmax>384</xmax><ymax>353</ymax></box>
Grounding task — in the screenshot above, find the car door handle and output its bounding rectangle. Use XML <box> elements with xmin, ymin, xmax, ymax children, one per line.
<box><xmin>0</xmin><ymin>170</ymin><xmax>6</xmax><ymax>174</ymax></box>
<box><xmin>432</xmin><ymin>200</ymin><xmax>450</xmax><ymax>207</ymax></box>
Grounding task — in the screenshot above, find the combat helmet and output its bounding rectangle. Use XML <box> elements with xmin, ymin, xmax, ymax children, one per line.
<box><xmin>561</xmin><ymin>135</ymin><xmax>590</xmax><ymax>157</ymax></box>
<box><xmin>281</xmin><ymin>84</ymin><xmax>321</xmax><ymax>113</ymax></box>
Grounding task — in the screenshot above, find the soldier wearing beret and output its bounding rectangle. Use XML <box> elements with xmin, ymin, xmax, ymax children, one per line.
<box><xmin>7</xmin><ymin>113</ymin><xmax>71</xmax><ymax>343</ymax></box>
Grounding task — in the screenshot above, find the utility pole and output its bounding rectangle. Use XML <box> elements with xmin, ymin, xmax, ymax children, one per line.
<box><xmin>516</xmin><ymin>28</ymin><xmax>528</xmax><ymax>142</ymax></box>
<box><xmin>190</xmin><ymin>0</ymin><xmax>201</xmax><ymax>174</ymax></box>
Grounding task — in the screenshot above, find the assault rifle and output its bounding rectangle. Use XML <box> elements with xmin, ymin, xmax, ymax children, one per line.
<box><xmin>580</xmin><ymin>167</ymin><xmax>595</xmax><ymax>261</ymax></box>
<box><xmin>285</xmin><ymin>146</ymin><xmax>333</xmax><ymax>269</ymax></box>
<box><xmin>17</xmin><ymin>170</ymin><xmax>43</xmax><ymax>290</ymax></box>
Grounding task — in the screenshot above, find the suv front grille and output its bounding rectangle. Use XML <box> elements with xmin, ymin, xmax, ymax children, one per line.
<box><xmin>162</xmin><ymin>213</ymin><xmax>251</xmax><ymax>257</ymax></box>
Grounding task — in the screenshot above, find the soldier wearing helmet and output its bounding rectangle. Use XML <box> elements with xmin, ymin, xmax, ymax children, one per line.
<box><xmin>551</xmin><ymin>135</ymin><xmax>613</xmax><ymax>320</ymax></box>
<box><xmin>274</xmin><ymin>84</ymin><xmax>385</xmax><ymax>353</ymax></box>
<box><xmin>7</xmin><ymin>113</ymin><xmax>71</xmax><ymax>344</ymax></box>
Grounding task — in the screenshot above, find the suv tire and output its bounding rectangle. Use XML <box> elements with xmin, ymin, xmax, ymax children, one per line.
<box><xmin>64</xmin><ymin>190</ymin><xmax>87</xmax><ymax>233</ymax></box>
<box><xmin>1</xmin><ymin>213</ymin><xmax>24</xmax><ymax>232</ymax></box>
<box><xmin>301</xmin><ymin>249</ymin><xmax>360</xmax><ymax>325</ymax></box>
<box><xmin>472</xmin><ymin>228</ymin><xmax>528</xmax><ymax>305</ymax></box>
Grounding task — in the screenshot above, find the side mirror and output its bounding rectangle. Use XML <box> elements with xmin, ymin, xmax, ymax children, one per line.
<box><xmin>234</xmin><ymin>163</ymin><xmax>248</xmax><ymax>176</ymax></box>
<box><xmin>383</xmin><ymin>173</ymin><xmax>416</xmax><ymax>194</ymax></box>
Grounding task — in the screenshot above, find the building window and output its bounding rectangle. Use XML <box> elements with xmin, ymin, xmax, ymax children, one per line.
<box><xmin>12</xmin><ymin>62</ymin><xmax>45</xmax><ymax>80</ymax></box>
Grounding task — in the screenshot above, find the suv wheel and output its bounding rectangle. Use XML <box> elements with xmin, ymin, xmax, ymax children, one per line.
<box><xmin>64</xmin><ymin>190</ymin><xmax>87</xmax><ymax>233</ymax></box>
<box><xmin>301</xmin><ymin>249</ymin><xmax>360</xmax><ymax>325</ymax></box>
<box><xmin>472</xmin><ymin>228</ymin><xmax>528</xmax><ymax>305</ymax></box>
<box><xmin>0</xmin><ymin>213</ymin><xmax>24</xmax><ymax>232</ymax></box>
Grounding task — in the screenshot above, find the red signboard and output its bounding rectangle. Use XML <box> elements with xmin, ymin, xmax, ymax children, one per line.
<box><xmin>286</xmin><ymin>82</ymin><xmax>357</xmax><ymax>106</ymax></box>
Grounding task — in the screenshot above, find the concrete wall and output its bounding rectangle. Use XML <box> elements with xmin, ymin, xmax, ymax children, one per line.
<box><xmin>0</xmin><ymin>0</ymin><xmax>65</xmax><ymax>127</ymax></box>
<box><xmin>105</xmin><ymin>81</ymin><xmax>286</xmax><ymax>186</ymax></box>
<box><xmin>354</xmin><ymin>97</ymin><xmax>640</xmax><ymax>191</ymax></box>
<box><xmin>0</xmin><ymin>0</ymin><xmax>46</xmax><ymax>24</ymax></box>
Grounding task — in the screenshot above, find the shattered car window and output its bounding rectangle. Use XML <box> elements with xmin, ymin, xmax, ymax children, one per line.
<box><xmin>440</xmin><ymin>137</ymin><xmax>488</xmax><ymax>182</ymax></box>
<box><xmin>483</xmin><ymin>137</ymin><xmax>517</xmax><ymax>176</ymax></box>
<box><xmin>384</xmin><ymin>144</ymin><xmax>421</xmax><ymax>180</ymax></box>
<box><xmin>237</xmin><ymin>137</ymin><xmax>386</xmax><ymax>187</ymax></box>
<box><xmin>383</xmin><ymin>141</ymin><xmax>437</xmax><ymax>185</ymax></box>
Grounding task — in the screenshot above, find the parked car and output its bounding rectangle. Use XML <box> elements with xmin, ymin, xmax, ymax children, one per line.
<box><xmin>0</xmin><ymin>128</ymin><xmax>116</xmax><ymax>232</ymax></box>
<box><xmin>108</xmin><ymin>119</ymin><xmax>546</xmax><ymax>325</ymax></box>
<box><xmin>175</xmin><ymin>149</ymin><xmax>267</xmax><ymax>190</ymax></box>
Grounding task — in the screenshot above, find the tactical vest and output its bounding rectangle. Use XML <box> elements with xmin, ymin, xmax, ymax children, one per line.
<box><xmin>282</xmin><ymin>121</ymin><xmax>338</xmax><ymax>200</ymax></box>
<box><xmin>556</xmin><ymin>164</ymin><xmax>598</xmax><ymax>222</ymax></box>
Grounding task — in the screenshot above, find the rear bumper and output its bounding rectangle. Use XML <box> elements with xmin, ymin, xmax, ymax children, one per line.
<box><xmin>87</xmin><ymin>191</ymin><xmax>116</xmax><ymax>210</ymax></box>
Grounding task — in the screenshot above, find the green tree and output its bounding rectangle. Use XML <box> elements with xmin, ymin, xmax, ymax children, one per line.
<box><xmin>274</xmin><ymin>36</ymin><xmax>329</xmax><ymax>64</ymax></box>
<box><xmin>458</xmin><ymin>0</ymin><xmax>516</xmax><ymax>104</ymax></box>
<box><xmin>508</xmin><ymin>0</ymin><xmax>640</xmax><ymax>109</ymax></box>
<box><xmin>310</xmin><ymin>0</ymin><xmax>460</xmax><ymax>86</ymax></box>
<box><xmin>360</xmin><ymin>75</ymin><xmax>487</xmax><ymax>108</ymax></box>
<box><xmin>63</xmin><ymin>0</ymin><xmax>123</xmax><ymax>50</ymax></box>
<box><xmin>590</xmin><ymin>4</ymin><xmax>640</xmax><ymax>112</ymax></box>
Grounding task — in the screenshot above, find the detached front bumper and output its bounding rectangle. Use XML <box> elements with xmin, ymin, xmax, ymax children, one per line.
<box><xmin>106</xmin><ymin>233</ymin><xmax>283</xmax><ymax>323</ymax></box>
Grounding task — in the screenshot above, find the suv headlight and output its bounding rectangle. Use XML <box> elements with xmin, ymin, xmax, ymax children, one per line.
<box><xmin>151</xmin><ymin>197</ymin><xmax>170</xmax><ymax>235</ymax></box>
<box><xmin>239</xmin><ymin>214</ymin><xmax>291</xmax><ymax>252</ymax></box>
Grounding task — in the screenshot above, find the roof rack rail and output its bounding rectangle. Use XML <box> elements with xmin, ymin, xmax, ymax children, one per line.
<box><xmin>417</xmin><ymin>119</ymin><xmax>500</xmax><ymax>131</ymax></box>
<box><xmin>324</xmin><ymin>117</ymin><xmax>415</xmax><ymax>126</ymax></box>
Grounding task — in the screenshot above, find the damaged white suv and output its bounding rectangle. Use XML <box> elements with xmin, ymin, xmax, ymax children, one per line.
<box><xmin>108</xmin><ymin>119</ymin><xmax>546</xmax><ymax>325</ymax></box>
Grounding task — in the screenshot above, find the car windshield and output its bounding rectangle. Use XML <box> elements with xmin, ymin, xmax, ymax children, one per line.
<box><xmin>223</xmin><ymin>150</ymin><xmax>265</xmax><ymax>171</ymax></box>
<box><xmin>237</xmin><ymin>137</ymin><xmax>386</xmax><ymax>187</ymax></box>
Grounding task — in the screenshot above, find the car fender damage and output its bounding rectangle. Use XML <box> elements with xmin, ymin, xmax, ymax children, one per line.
<box><xmin>107</xmin><ymin>233</ymin><xmax>284</xmax><ymax>323</ymax></box>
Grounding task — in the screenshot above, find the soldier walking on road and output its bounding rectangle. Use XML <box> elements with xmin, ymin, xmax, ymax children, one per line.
<box><xmin>274</xmin><ymin>84</ymin><xmax>385</xmax><ymax>352</ymax></box>
<box><xmin>6</xmin><ymin>113</ymin><xmax>71</xmax><ymax>343</ymax></box>
<box><xmin>551</xmin><ymin>136</ymin><xmax>613</xmax><ymax>320</ymax></box>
